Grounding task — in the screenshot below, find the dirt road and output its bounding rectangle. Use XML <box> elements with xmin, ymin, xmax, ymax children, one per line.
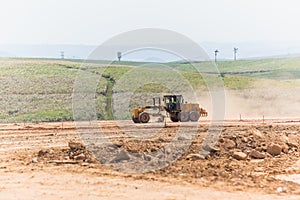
<box><xmin>1</xmin><ymin>171</ymin><xmax>299</xmax><ymax>200</ymax></box>
<box><xmin>0</xmin><ymin>120</ymin><xmax>300</xmax><ymax>199</ymax></box>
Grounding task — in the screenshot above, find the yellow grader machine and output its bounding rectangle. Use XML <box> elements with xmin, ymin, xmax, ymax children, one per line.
<box><xmin>132</xmin><ymin>94</ymin><xmax>207</xmax><ymax>123</ymax></box>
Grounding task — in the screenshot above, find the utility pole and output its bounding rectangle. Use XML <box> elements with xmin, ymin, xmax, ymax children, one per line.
<box><xmin>60</xmin><ymin>51</ymin><xmax>64</xmax><ymax>59</ymax></box>
<box><xmin>214</xmin><ymin>49</ymin><xmax>219</xmax><ymax>62</ymax></box>
<box><xmin>117</xmin><ymin>52</ymin><xmax>122</xmax><ymax>62</ymax></box>
<box><xmin>234</xmin><ymin>47</ymin><xmax>238</xmax><ymax>61</ymax></box>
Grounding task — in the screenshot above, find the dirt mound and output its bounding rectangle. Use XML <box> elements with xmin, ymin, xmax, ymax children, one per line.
<box><xmin>37</xmin><ymin>141</ymin><xmax>97</xmax><ymax>164</ymax></box>
<box><xmin>207</xmin><ymin>125</ymin><xmax>298</xmax><ymax>160</ymax></box>
<box><xmin>156</xmin><ymin>125</ymin><xmax>300</xmax><ymax>194</ymax></box>
<box><xmin>27</xmin><ymin>122</ymin><xmax>300</xmax><ymax>195</ymax></box>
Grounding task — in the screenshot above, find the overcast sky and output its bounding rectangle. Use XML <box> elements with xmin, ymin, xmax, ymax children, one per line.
<box><xmin>0</xmin><ymin>0</ymin><xmax>300</xmax><ymax>45</ymax></box>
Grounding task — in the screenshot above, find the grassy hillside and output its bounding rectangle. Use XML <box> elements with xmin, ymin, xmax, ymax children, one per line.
<box><xmin>170</xmin><ymin>57</ymin><xmax>300</xmax><ymax>80</ymax></box>
<box><xmin>0</xmin><ymin>56</ymin><xmax>299</xmax><ymax>122</ymax></box>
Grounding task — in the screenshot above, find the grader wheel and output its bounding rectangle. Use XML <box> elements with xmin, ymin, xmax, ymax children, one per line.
<box><xmin>139</xmin><ymin>112</ymin><xmax>150</xmax><ymax>123</ymax></box>
<box><xmin>179</xmin><ymin>111</ymin><xmax>189</xmax><ymax>122</ymax></box>
<box><xmin>170</xmin><ymin>117</ymin><xmax>179</xmax><ymax>122</ymax></box>
<box><xmin>170</xmin><ymin>112</ymin><xmax>179</xmax><ymax>122</ymax></box>
<box><xmin>132</xmin><ymin>115</ymin><xmax>140</xmax><ymax>123</ymax></box>
<box><xmin>189</xmin><ymin>111</ymin><xmax>200</xmax><ymax>122</ymax></box>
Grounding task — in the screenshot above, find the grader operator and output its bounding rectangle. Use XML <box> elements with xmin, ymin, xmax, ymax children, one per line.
<box><xmin>132</xmin><ymin>95</ymin><xmax>207</xmax><ymax>123</ymax></box>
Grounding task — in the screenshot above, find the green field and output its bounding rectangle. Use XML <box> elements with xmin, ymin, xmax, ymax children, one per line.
<box><xmin>0</xmin><ymin>56</ymin><xmax>299</xmax><ymax>122</ymax></box>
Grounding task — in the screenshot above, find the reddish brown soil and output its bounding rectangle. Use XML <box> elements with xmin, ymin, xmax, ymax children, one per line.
<box><xmin>0</xmin><ymin>120</ymin><xmax>300</xmax><ymax>199</ymax></box>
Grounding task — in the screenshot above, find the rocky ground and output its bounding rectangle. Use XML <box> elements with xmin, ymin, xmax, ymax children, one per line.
<box><xmin>0</xmin><ymin>120</ymin><xmax>300</xmax><ymax>199</ymax></box>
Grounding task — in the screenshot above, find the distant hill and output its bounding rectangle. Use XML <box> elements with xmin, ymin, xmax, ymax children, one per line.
<box><xmin>0</xmin><ymin>44</ymin><xmax>95</xmax><ymax>60</ymax></box>
<box><xmin>1</xmin><ymin>41</ymin><xmax>300</xmax><ymax>62</ymax></box>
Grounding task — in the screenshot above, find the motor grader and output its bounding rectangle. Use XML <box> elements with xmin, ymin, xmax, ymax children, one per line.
<box><xmin>132</xmin><ymin>95</ymin><xmax>207</xmax><ymax>123</ymax></box>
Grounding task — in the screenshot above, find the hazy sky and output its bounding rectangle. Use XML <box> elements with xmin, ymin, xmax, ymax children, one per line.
<box><xmin>0</xmin><ymin>0</ymin><xmax>300</xmax><ymax>45</ymax></box>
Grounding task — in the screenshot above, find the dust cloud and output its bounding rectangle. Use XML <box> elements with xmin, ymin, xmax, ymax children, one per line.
<box><xmin>198</xmin><ymin>87</ymin><xmax>300</xmax><ymax>120</ymax></box>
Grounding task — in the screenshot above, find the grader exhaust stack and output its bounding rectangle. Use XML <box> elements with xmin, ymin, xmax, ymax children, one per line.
<box><xmin>132</xmin><ymin>95</ymin><xmax>207</xmax><ymax>123</ymax></box>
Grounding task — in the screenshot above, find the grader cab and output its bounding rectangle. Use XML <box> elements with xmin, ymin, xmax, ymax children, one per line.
<box><xmin>132</xmin><ymin>95</ymin><xmax>207</xmax><ymax>123</ymax></box>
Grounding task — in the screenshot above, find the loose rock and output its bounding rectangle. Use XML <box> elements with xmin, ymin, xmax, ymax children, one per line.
<box><xmin>74</xmin><ymin>153</ymin><xmax>86</xmax><ymax>160</ymax></box>
<box><xmin>287</xmin><ymin>135</ymin><xmax>299</xmax><ymax>148</ymax></box>
<box><xmin>202</xmin><ymin>145</ymin><xmax>220</xmax><ymax>152</ymax></box>
<box><xmin>186</xmin><ymin>153</ymin><xmax>205</xmax><ymax>161</ymax></box>
<box><xmin>232</xmin><ymin>151</ymin><xmax>247</xmax><ymax>160</ymax></box>
<box><xmin>69</xmin><ymin>141</ymin><xmax>84</xmax><ymax>149</ymax></box>
<box><xmin>242</xmin><ymin>137</ymin><xmax>248</xmax><ymax>143</ymax></box>
<box><xmin>144</xmin><ymin>155</ymin><xmax>152</xmax><ymax>161</ymax></box>
<box><xmin>38</xmin><ymin>150</ymin><xmax>48</xmax><ymax>157</ymax></box>
<box><xmin>224</xmin><ymin>139</ymin><xmax>236</xmax><ymax>149</ymax></box>
<box><xmin>267</xmin><ymin>144</ymin><xmax>282</xmax><ymax>156</ymax></box>
<box><xmin>282</xmin><ymin>143</ymin><xmax>289</xmax><ymax>154</ymax></box>
<box><xmin>249</xmin><ymin>149</ymin><xmax>265</xmax><ymax>159</ymax></box>
<box><xmin>252</xmin><ymin>128</ymin><xmax>263</xmax><ymax>138</ymax></box>
<box><xmin>81</xmin><ymin>162</ymin><xmax>89</xmax><ymax>166</ymax></box>
<box><xmin>112</xmin><ymin>150</ymin><xmax>130</xmax><ymax>162</ymax></box>
<box><xmin>32</xmin><ymin>157</ymin><xmax>38</xmax><ymax>163</ymax></box>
